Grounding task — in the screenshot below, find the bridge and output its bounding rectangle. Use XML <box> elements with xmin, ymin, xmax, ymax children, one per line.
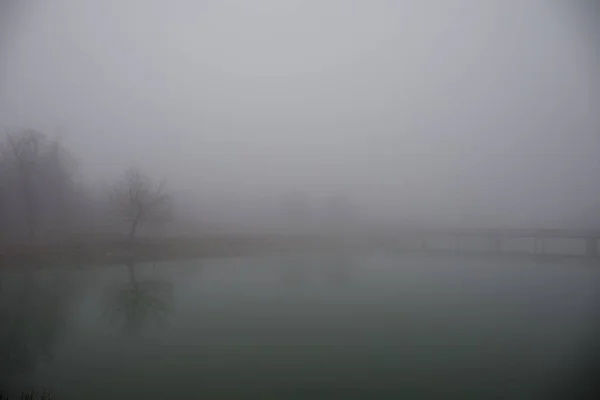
<box><xmin>383</xmin><ymin>228</ymin><xmax>600</xmax><ymax>258</ymax></box>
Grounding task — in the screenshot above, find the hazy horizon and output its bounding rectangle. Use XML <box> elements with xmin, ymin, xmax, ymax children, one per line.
<box><xmin>2</xmin><ymin>1</ymin><xmax>600</xmax><ymax>230</ymax></box>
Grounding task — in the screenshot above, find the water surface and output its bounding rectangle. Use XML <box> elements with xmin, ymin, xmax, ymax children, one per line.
<box><xmin>1</xmin><ymin>252</ymin><xmax>599</xmax><ymax>398</ymax></box>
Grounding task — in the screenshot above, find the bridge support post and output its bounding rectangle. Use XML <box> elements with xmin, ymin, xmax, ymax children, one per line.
<box><xmin>586</xmin><ymin>237</ymin><xmax>598</xmax><ymax>258</ymax></box>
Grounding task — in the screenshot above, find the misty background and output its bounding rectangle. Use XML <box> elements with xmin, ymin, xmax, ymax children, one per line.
<box><xmin>1</xmin><ymin>0</ymin><xmax>600</xmax><ymax>238</ymax></box>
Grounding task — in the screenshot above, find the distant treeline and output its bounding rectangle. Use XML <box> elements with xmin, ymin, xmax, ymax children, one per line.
<box><xmin>0</xmin><ymin>129</ymin><xmax>170</xmax><ymax>244</ymax></box>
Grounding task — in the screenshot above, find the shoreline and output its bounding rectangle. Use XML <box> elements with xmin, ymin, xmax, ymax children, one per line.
<box><xmin>1</xmin><ymin>235</ymin><xmax>598</xmax><ymax>268</ymax></box>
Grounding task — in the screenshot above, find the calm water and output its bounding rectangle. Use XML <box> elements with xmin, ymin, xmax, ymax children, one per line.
<box><xmin>1</xmin><ymin>252</ymin><xmax>600</xmax><ymax>398</ymax></box>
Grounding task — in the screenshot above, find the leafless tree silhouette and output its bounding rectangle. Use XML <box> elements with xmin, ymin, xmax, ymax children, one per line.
<box><xmin>109</xmin><ymin>168</ymin><xmax>171</xmax><ymax>242</ymax></box>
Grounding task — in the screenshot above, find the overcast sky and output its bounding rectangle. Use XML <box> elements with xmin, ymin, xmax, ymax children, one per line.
<box><xmin>1</xmin><ymin>0</ymin><xmax>599</xmax><ymax>228</ymax></box>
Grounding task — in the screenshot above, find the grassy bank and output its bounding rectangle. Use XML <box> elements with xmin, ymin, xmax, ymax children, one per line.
<box><xmin>0</xmin><ymin>235</ymin><xmax>355</xmax><ymax>267</ymax></box>
<box><xmin>1</xmin><ymin>234</ymin><xmax>597</xmax><ymax>268</ymax></box>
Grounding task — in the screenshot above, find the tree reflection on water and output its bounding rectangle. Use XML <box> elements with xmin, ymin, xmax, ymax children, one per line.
<box><xmin>0</xmin><ymin>267</ymin><xmax>75</xmax><ymax>391</ymax></box>
<box><xmin>103</xmin><ymin>259</ymin><xmax>173</xmax><ymax>334</ymax></box>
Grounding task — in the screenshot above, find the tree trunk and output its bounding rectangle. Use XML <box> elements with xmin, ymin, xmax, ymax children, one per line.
<box><xmin>129</xmin><ymin>217</ymin><xmax>140</xmax><ymax>243</ymax></box>
<box><xmin>22</xmin><ymin>175</ymin><xmax>36</xmax><ymax>241</ymax></box>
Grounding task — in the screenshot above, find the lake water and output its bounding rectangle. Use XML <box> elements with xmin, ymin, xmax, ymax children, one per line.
<box><xmin>1</xmin><ymin>252</ymin><xmax>600</xmax><ymax>398</ymax></box>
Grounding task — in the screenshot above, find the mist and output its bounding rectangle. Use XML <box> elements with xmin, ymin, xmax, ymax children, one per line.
<box><xmin>1</xmin><ymin>0</ymin><xmax>600</xmax><ymax>234</ymax></box>
<box><xmin>4</xmin><ymin>3</ymin><xmax>600</xmax><ymax>397</ymax></box>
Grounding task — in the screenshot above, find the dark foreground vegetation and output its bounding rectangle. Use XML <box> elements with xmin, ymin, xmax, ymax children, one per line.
<box><xmin>0</xmin><ymin>391</ymin><xmax>52</xmax><ymax>400</ymax></box>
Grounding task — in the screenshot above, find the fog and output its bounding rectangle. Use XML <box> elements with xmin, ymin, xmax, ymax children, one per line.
<box><xmin>4</xmin><ymin>5</ymin><xmax>600</xmax><ymax>397</ymax></box>
<box><xmin>1</xmin><ymin>0</ymin><xmax>600</xmax><ymax>234</ymax></box>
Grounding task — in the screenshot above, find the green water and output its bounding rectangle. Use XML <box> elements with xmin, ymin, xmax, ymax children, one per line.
<box><xmin>1</xmin><ymin>253</ymin><xmax>599</xmax><ymax>398</ymax></box>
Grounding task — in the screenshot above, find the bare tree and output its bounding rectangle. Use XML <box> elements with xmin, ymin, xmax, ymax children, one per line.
<box><xmin>3</xmin><ymin>130</ymin><xmax>44</xmax><ymax>239</ymax></box>
<box><xmin>0</xmin><ymin>129</ymin><xmax>80</xmax><ymax>241</ymax></box>
<box><xmin>109</xmin><ymin>168</ymin><xmax>171</xmax><ymax>242</ymax></box>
